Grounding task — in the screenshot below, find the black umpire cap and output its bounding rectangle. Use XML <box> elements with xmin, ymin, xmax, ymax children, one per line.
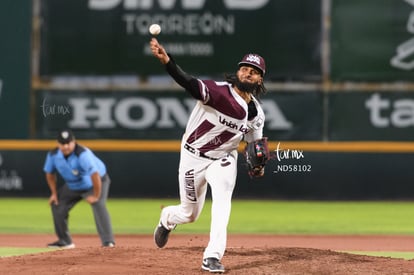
<box><xmin>57</xmin><ymin>129</ymin><xmax>75</xmax><ymax>144</ymax></box>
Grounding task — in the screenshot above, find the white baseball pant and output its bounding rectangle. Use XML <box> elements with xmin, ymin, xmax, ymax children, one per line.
<box><xmin>160</xmin><ymin>148</ymin><xmax>238</xmax><ymax>260</ymax></box>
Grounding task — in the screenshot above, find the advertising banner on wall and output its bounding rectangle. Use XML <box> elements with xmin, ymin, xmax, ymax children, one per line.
<box><xmin>34</xmin><ymin>89</ymin><xmax>323</xmax><ymax>140</ymax></box>
<box><xmin>329</xmin><ymin>91</ymin><xmax>414</xmax><ymax>141</ymax></box>
<box><xmin>331</xmin><ymin>0</ymin><xmax>414</xmax><ymax>81</ymax></box>
<box><xmin>39</xmin><ymin>0</ymin><xmax>321</xmax><ymax>81</ymax></box>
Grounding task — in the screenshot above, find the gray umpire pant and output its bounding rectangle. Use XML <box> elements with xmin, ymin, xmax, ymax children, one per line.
<box><xmin>51</xmin><ymin>174</ymin><xmax>114</xmax><ymax>245</ymax></box>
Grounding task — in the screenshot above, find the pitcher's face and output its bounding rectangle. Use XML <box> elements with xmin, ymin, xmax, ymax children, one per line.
<box><xmin>235</xmin><ymin>66</ymin><xmax>263</xmax><ymax>93</ymax></box>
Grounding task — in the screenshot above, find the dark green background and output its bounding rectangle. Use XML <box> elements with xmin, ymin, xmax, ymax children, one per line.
<box><xmin>39</xmin><ymin>0</ymin><xmax>321</xmax><ymax>81</ymax></box>
<box><xmin>0</xmin><ymin>1</ymin><xmax>31</xmax><ymax>138</ymax></box>
<box><xmin>331</xmin><ymin>0</ymin><xmax>413</xmax><ymax>81</ymax></box>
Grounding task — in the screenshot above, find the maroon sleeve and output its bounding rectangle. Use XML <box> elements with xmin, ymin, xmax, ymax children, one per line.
<box><xmin>165</xmin><ymin>55</ymin><xmax>203</xmax><ymax>100</ymax></box>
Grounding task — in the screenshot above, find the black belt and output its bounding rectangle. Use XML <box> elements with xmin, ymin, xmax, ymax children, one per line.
<box><xmin>184</xmin><ymin>144</ymin><xmax>219</xmax><ymax>160</ymax></box>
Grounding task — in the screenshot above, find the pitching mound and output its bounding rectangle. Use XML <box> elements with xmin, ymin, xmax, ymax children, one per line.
<box><xmin>1</xmin><ymin>234</ymin><xmax>414</xmax><ymax>274</ymax></box>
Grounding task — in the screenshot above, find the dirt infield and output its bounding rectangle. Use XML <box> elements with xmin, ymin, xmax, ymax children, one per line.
<box><xmin>1</xmin><ymin>234</ymin><xmax>414</xmax><ymax>274</ymax></box>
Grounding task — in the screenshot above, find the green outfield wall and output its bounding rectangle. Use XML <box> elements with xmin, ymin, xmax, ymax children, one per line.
<box><xmin>37</xmin><ymin>0</ymin><xmax>414</xmax><ymax>81</ymax></box>
<box><xmin>1</xmin><ymin>1</ymin><xmax>414</xmax><ymax>199</ymax></box>
<box><xmin>12</xmin><ymin>88</ymin><xmax>414</xmax><ymax>199</ymax></box>
<box><xmin>39</xmin><ymin>0</ymin><xmax>321</xmax><ymax>81</ymax></box>
<box><xmin>331</xmin><ymin>0</ymin><xmax>414</xmax><ymax>81</ymax></box>
<box><xmin>1</xmin><ymin>141</ymin><xmax>414</xmax><ymax>199</ymax></box>
<box><xmin>0</xmin><ymin>1</ymin><xmax>31</xmax><ymax>138</ymax></box>
<box><xmin>32</xmin><ymin>89</ymin><xmax>414</xmax><ymax>141</ymax></box>
<box><xmin>33</xmin><ymin>89</ymin><xmax>323</xmax><ymax>140</ymax></box>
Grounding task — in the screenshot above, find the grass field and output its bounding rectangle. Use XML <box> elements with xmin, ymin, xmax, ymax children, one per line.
<box><xmin>1</xmin><ymin>198</ymin><xmax>414</xmax><ymax>258</ymax></box>
<box><xmin>1</xmin><ymin>198</ymin><xmax>414</xmax><ymax>235</ymax></box>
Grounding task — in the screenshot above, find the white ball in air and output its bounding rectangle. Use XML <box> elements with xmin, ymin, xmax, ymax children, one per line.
<box><xmin>149</xmin><ymin>24</ymin><xmax>161</xmax><ymax>36</ymax></box>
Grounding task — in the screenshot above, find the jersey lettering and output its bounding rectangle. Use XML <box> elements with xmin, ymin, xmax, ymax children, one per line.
<box><xmin>219</xmin><ymin>116</ymin><xmax>250</xmax><ymax>134</ymax></box>
<box><xmin>184</xmin><ymin>169</ymin><xmax>196</xmax><ymax>202</ymax></box>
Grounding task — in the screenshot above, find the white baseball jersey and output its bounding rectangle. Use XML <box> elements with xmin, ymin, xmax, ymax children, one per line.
<box><xmin>182</xmin><ymin>79</ymin><xmax>265</xmax><ymax>159</ymax></box>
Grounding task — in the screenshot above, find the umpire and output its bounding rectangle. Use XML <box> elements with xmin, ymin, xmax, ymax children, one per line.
<box><xmin>43</xmin><ymin>129</ymin><xmax>115</xmax><ymax>248</ymax></box>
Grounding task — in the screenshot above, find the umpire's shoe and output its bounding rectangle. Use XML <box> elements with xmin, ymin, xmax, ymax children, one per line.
<box><xmin>154</xmin><ymin>221</ymin><xmax>172</xmax><ymax>248</ymax></box>
<box><xmin>47</xmin><ymin>240</ymin><xmax>75</xmax><ymax>249</ymax></box>
<box><xmin>201</xmin><ymin>257</ymin><xmax>225</xmax><ymax>273</ymax></box>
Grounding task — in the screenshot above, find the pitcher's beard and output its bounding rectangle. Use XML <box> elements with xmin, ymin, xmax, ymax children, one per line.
<box><xmin>234</xmin><ymin>77</ymin><xmax>259</xmax><ymax>94</ymax></box>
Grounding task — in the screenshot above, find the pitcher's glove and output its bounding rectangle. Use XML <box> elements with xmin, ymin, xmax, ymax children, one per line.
<box><xmin>244</xmin><ymin>137</ymin><xmax>269</xmax><ymax>178</ymax></box>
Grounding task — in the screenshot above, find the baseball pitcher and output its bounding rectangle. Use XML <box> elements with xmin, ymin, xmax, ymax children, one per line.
<box><xmin>150</xmin><ymin>38</ymin><xmax>267</xmax><ymax>273</ymax></box>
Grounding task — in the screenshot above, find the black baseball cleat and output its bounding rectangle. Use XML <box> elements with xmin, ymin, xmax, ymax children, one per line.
<box><xmin>47</xmin><ymin>240</ymin><xmax>75</xmax><ymax>249</ymax></box>
<box><xmin>201</xmin><ymin>257</ymin><xmax>225</xmax><ymax>273</ymax></box>
<box><xmin>154</xmin><ymin>222</ymin><xmax>171</xmax><ymax>248</ymax></box>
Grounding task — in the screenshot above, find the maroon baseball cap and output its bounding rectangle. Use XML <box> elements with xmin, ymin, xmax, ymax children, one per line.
<box><xmin>238</xmin><ymin>53</ymin><xmax>266</xmax><ymax>75</ymax></box>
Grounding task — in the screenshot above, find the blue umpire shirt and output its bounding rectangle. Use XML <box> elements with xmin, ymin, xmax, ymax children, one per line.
<box><xmin>43</xmin><ymin>144</ymin><xmax>107</xmax><ymax>191</ymax></box>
